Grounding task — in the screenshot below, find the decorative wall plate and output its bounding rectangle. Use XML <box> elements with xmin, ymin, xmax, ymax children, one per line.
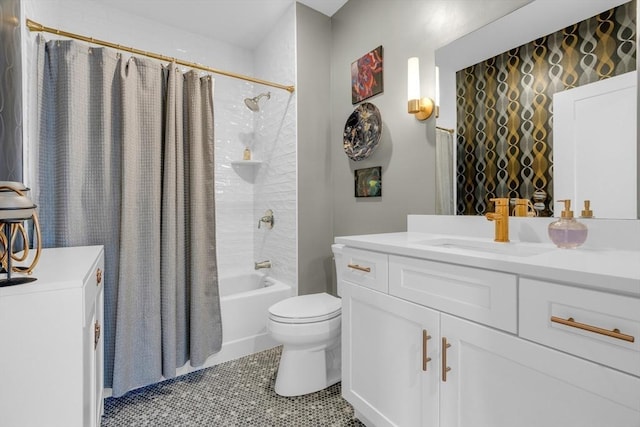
<box><xmin>343</xmin><ymin>102</ymin><xmax>382</xmax><ymax>161</ymax></box>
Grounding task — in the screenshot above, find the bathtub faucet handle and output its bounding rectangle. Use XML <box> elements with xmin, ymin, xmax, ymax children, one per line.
<box><xmin>255</xmin><ymin>260</ymin><xmax>271</xmax><ymax>270</ymax></box>
<box><xmin>258</xmin><ymin>209</ymin><xmax>274</xmax><ymax>229</ymax></box>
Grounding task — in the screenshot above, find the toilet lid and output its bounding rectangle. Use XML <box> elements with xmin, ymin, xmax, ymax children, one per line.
<box><xmin>269</xmin><ymin>293</ymin><xmax>341</xmax><ymax>324</ymax></box>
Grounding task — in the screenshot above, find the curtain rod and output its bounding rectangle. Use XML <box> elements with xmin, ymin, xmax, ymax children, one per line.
<box><xmin>436</xmin><ymin>126</ymin><xmax>455</xmax><ymax>134</ymax></box>
<box><xmin>26</xmin><ymin>19</ymin><xmax>295</xmax><ymax>94</ymax></box>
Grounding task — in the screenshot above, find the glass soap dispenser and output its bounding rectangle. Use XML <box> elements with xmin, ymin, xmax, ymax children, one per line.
<box><xmin>548</xmin><ymin>199</ymin><xmax>588</xmax><ymax>249</ymax></box>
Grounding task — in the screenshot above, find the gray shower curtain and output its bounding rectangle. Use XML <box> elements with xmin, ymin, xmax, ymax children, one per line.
<box><xmin>35</xmin><ymin>36</ymin><xmax>221</xmax><ymax>396</ymax></box>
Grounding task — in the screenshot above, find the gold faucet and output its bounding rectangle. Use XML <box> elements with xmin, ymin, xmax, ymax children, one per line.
<box><xmin>512</xmin><ymin>198</ymin><xmax>537</xmax><ymax>217</ymax></box>
<box><xmin>486</xmin><ymin>198</ymin><xmax>509</xmax><ymax>242</ymax></box>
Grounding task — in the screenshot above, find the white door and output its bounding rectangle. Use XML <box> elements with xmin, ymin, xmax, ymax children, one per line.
<box><xmin>342</xmin><ymin>283</ymin><xmax>440</xmax><ymax>427</ymax></box>
<box><xmin>440</xmin><ymin>314</ymin><xmax>640</xmax><ymax>427</ymax></box>
<box><xmin>553</xmin><ymin>71</ymin><xmax>637</xmax><ymax>219</ymax></box>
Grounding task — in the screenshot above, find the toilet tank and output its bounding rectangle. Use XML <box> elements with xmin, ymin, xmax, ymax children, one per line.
<box><xmin>331</xmin><ymin>244</ymin><xmax>344</xmax><ymax>297</ymax></box>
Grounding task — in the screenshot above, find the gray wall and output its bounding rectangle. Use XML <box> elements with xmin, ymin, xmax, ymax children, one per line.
<box><xmin>0</xmin><ymin>0</ymin><xmax>22</xmax><ymax>181</ymax></box>
<box><xmin>329</xmin><ymin>0</ymin><xmax>531</xmax><ymax>238</ymax></box>
<box><xmin>296</xmin><ymin>4</ymin><xmax>334</xmax><ymax>295</ymax></box>
<box><xmin>295</xmin><ymin>0</ymin><xmax>535</xmax><ymax>295</ymax></box>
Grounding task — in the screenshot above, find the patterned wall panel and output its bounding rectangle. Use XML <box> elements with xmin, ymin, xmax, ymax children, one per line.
<box><xmin>0</xmin><ymin>0</ymin><xmax>23</xmax><ymax>181</ymax></box>
<box><xmin>456</xmin><ymin>0</ymin><xmax>636</xmax><ymax>216</ymax></box>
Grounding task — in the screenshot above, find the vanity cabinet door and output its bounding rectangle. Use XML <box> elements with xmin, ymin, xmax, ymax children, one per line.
<box><xmin>342</xmin><ymin>282</ymin><xmax>440</xmax><ymax>427</ymax></box>
<box><xmin>83</xmin><ymin>264</ymin><xmax>104</xmax><ymax>427</ymax></box>
<box><xmin>0</xmin><ymin>246</ymin><xmax>105</xmax><ymax>427</ymax></box>
<box><xmin>440</xmin><ymin>314</ymin><xmax>640</xmax><ymax>427</ymax></box>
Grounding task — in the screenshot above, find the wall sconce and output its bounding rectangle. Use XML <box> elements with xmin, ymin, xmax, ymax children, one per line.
<box><xmin>407</xmin><ymin>57</ymin><xmax>435</xmax><ymax>121</ymax></box>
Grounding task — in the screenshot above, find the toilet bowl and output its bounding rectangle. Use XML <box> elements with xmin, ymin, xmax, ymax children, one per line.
<box><xmin>267</xmin><ymin>292</ymin><xmax>342</xmax><ymax>396</ymax></box>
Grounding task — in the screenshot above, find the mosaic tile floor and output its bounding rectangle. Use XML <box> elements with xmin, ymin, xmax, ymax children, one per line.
<box><xmin>102</xmin><ymin>346</ymin><xmax>365</xmax><ymax>426</ymax></box>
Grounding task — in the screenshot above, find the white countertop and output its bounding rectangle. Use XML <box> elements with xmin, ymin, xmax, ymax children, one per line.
<box><xmin>335</xmin><ymin>232</ymin><xmax>640</xmax><ymax>297</ymax></box>
<box><xmin>0</xmin><ymin>246</ymin><xmax>104</xmax><ymax>297</ymax></box>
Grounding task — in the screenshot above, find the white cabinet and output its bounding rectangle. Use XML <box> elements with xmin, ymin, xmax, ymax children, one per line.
<box><xmin>338</xmin><ymin>247</ymin><xmax>389</xmax><ymax>293</ymax></box>
<box><xmin>440</xmin><ymin>314</ymin><xmax>640</xmax><ymax>427</ymax></box>
<box><xmin>0</xmin><ymin>246</ymin><xmax>105</xmax><ymax>427</ymax></box>
<box><xmin>519</xmin><ymin>278</ymin><xmax>640</xmax><ymax>377</ymax></box>
<box><xmin>388</xmin><ymin>254</ymin><xmax>517</xmax><ymax>332</ymax></box>
<box><xmin>339</xmin><ymin>248</ymin><xmax>640</xmax><ymax>427</ymax></box>
<box><xmin>342</xmin><ymin>282</ymin><xmax>439</xmax><ymax>427</ymax></box>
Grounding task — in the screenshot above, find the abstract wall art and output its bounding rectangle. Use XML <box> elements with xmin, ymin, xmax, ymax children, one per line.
<box><xmin>351</xmin><ymin>45</ymin><xmax>384</xmax><ymax>104</ymax></box>
<box><xmin>354</xmin><ymin>166</ymin><xmax>382</xmax><ymax>198</ymax></box>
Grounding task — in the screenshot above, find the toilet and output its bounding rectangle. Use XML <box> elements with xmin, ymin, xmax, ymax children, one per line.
<box><xmin>267</xmin><ymin>244</ymin><xmax>345</xmax><ymax>397</ymax></box>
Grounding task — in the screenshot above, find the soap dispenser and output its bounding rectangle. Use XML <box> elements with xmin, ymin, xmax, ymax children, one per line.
<box><xmin>548</xmin><ymin>200</ymin><xmax>588</xmax><ymax>249</ymax></box>
<box><xmin>580</xmin><ymin>200</ymin><xmax>594</xmax><ymax>218</ymax></box>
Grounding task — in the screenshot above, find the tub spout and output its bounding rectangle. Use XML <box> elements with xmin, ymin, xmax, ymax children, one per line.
<box><xmin>255</xmin><ymin>260</ymin><xmax>271</xmax><ymax>270</ymax></box>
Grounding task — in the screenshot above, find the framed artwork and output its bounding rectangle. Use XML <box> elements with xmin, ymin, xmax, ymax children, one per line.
<box><xmin>351</xmin><ymin>45</ymin><xmax>383</xmax><ymax>104</ymax></box>
<box><xmin>354</xmin><ymin>166</ymin><xmax>382</xmax><ymax>198</ymax></box>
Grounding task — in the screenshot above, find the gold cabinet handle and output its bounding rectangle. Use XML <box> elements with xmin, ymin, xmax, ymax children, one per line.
<box><xmin>94</xmin><ymin>321</ymin><xmax>101</xmax><ymax>350</ymax></box>
<box><xmin>96</xmin><ymin>268</ymin><xmax>102</xmax><ymax>286</ymax></box>
<box><xmin>347</xmin><ymin>263</ymin><xmax>371</xmax><ymax>273</ymax></box>
<box><xmin>442</xmin><ymin>337</ymin><xmax>452</xmax><ymax>382</ymax></box>
<box><xmin>422</xmin><ymin>329</ymin><xmax>432</xmax><ymax>371</ymax></box>
<box><xmin>551</xmin><ymin>316</ymin><xmax>635</xmax><ymax>343</ymax></box>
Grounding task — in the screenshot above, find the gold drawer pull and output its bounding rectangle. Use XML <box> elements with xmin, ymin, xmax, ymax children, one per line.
<box><xmin>422</xmin><ymin>329</ymin><xmax>432</xmax><ymax>371</ymax></box>
<box><xmin>442</xmin><ymin>337</ymin><xmax>452</xmax><ymax>382</ymax></box>
<box><xmin>551</xmin><ymin>316</ymin><xmax>635</xmax><ymax>343</ymax></box>
<box><xmin>96</xmin><ymin>268</ymin><xmax>102</xmax><ymax>286</ymax></box>
<box><xmin>94</xmin><ymin>321</ymin><xmax>101</xmax><ymax>350</ymax></box>
<box><xmin>347</xmin><ymin>263</ymin><xmax>371</xmax><ymax>273</ymax></box>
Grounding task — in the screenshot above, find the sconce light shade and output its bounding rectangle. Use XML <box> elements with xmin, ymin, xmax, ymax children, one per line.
<box><xmin>407</xmin><ymin>57</ymin><xmax>421</xmax><ymax>101</ymax></box>
<box><xmin>407</xmin><ymin>57</ymin><xmax>435</xmax><ymax>121</ymax></box>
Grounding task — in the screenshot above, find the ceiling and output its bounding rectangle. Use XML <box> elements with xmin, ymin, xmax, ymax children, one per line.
<box><xmin>95</xmin><ymin>0</ymin><xmax>348</xmax><ymax>50</ymax></box>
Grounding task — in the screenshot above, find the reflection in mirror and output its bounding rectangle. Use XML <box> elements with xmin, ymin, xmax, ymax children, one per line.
<box><xmin>435</xmin><ymin>0</ymin><xmax>638</xmax><ymax>219</ymax></box>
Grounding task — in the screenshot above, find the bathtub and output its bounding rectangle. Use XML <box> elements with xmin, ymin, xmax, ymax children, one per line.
<box><xmin>176</xmin><ymin>272</ymin><xmax>292</xmax><ymax>376</ymax></box>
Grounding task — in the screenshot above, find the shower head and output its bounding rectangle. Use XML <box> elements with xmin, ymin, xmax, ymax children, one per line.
<box><xmin>244</xmin><ymin>92</ymin><xmax>271</xmax><ymax>112</ymax></box>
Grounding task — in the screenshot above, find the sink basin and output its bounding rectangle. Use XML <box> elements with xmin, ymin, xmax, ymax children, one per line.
<box><xmin>414</xmin><ymin>237</ymin><xmax>552</xmax><ymax>257</ymax></box>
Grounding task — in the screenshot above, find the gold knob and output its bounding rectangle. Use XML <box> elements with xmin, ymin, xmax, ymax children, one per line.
<box><xmin>94</xmin><ymin>321</ymin><xmax>101</xmax><ymax>350</ymax></box>
<box><xmin>347</xmin><ymin>264</ymin><xmax>371</xmax><ymax>273</ymax></box>
<box><xmin>442</xmin><ymin>337</ymin><xmax>452</xmax><ymax>382</ymax></box>
<box><xmin>96</xmin><ymin>268</ymin><xmax>102</xmax><ymax>286</ymax></box>
<box><xmin>422</xmin><ymin>330</ymin><xmax>432</xmax><ymax>371</ymax></box>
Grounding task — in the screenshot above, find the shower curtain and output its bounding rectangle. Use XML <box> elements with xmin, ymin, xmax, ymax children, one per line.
<box><xmin>34</xmin><ymin>36</ymin><xmax>222</xmax><ymax>396</ymax></box>
<box><xmin>435</xmin><ymin>128</ymin><xmax>454</xmax><ymax>215</ymax></box>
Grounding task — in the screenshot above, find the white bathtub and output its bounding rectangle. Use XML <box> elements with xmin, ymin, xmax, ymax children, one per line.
<box><xmin>219</xmin><ymin>273</ymin><xmax>292</xmax><ymax>346</ymax></box>
<box><xmin>176</xmin><ymin>272</ymin><xmax>292</xmax><ymax>376</ymax></box>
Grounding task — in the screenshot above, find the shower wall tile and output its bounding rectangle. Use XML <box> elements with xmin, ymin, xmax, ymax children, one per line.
<box><xmin>253</xmin><ymin>4</ymin><xmax>298</xmax><ymax>291</ymax></box>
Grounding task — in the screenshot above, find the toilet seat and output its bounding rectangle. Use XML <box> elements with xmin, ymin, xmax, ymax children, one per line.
<box><xmin>268</xmin><ymin>293</ymin><xmax>341</xmax><ymax>324</ymax></box>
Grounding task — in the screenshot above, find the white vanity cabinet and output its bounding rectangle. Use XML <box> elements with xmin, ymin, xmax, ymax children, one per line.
<box><xmin>440</xmin><ymin>313</ymin><xmax>640</xmax><ymax>427</ymax></box>
<box><xmin>0</xmin><ymin>246</ymin><xmax>105</xmax><ymax>427</ymax></box>
<box><xmin>337</xmin><ymin>246</ymin><xmax>640</xmax><ymax>427</ymax></box>
<box><xmin>342</xmin><ymin>282</ymin><xmax>440</xmax><ymax>427</ymax></box>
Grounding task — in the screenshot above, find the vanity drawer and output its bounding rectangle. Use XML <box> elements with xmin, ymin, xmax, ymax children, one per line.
<box><xmin>339</xmin><ymin>247</ymin><xmax>388</xmax><ymax>293</ymax></box>
<box><xmin>520</xmin><ymin>278</ymin><xmax>640</xmax><ymax>376</ymax></box>
<box><xmin>389</xmin><ymin>255</ymin><xmax>517</xmax><ymax>332</ymax></box>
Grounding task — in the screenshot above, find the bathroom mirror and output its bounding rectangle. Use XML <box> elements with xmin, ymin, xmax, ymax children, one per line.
<box><xmin>435</xmin><ymin>0</ymin><xmax>639</xmax><ymax>219</ymax></box>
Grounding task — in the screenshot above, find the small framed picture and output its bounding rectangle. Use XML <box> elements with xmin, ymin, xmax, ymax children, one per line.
<box><xmin>354</xmin><ymin>166</ymin><xmax>382</xmax><ymax>198</ymax></box>
<box><xmin>351</xmin><ymin>45</ymin><xmax>384</xmax><ymax>104</ymax></box>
